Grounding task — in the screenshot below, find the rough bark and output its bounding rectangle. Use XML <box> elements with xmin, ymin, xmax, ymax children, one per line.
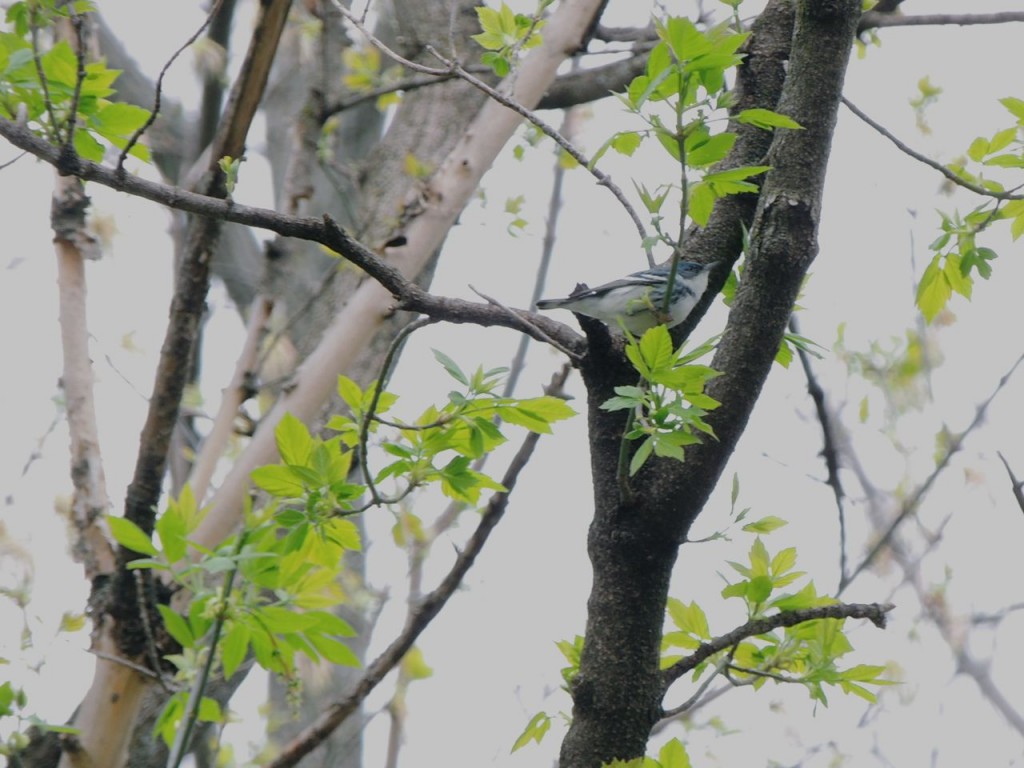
<box><xmin>558</xmin><ymin>2</ymin><xmax>862</xmax><ymax>766</ymax></box>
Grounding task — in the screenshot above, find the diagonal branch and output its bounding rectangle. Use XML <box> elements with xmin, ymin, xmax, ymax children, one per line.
<box><xmin>0</xmin><ymin>118</ymin><xmax>585</xmax><ymax>357</ymax></box>
<box><xmin>842</xmin><ymin>97</ymin><xmax>1024</xmax><ymax>201</ymax></box>
<box><xmin>842</xmin><ymin>349</ymin><xmax>1024</xmax><ymax>591</ymax></box>
<box><xmin>789</xmin><ymin>315</ymin><xmax>848</xmax><ymax>588</ymax></box>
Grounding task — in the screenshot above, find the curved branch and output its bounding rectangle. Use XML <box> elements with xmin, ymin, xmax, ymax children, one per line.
<box><xmin>0</xmin><ymin>118</ymin><xmax>585</xmax><ymax>356</ymax></box>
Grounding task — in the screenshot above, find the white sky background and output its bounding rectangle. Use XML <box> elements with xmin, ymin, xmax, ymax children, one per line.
<box><xmin>2</xmin><ymin>1</ymin><xmax>1024</xmax><ymax>766</ymax></box>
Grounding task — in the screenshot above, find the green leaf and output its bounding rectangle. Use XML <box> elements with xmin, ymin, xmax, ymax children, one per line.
<box><xmin>197</xmin><ymin>696</ymin><xmax>222</xmax><ymax>723</ymax></box>
<box><xmin>251</xmin><ymin>464</ymin><xmax>306</xmax><ymax>497</ymax></box>
<box><xmin>774</xmin><ymin>337</ymin><xmax>793</xmax><ymax>368</ymax></box>
<box><xmin>511</xmin><ymin>711</ymin><xmax>552</xmax><ymax>752</ymax></box>
<box><xmin>91</xmin><ymin>101</ymin><xmax>149</xmax><ymax>137</ymax></box>
<box><xmin>611</xmin><ymin>130</ymin><xmax>643</xmax><ymax>156</ymax></box>
<box><xmin>108</xmin><ymin>516</ymin><xmax>158</xmax><ymax>556</ymax></box>
<box><xmin>433</xmin><ymin>349</ymin><xmax>468</xmax><ymax>385</ymax></box>
<box><xmin>629</xmin><ymin>436</ymin><xmax>655</xmax><ymax>476</ymax></box>
<box><xmin>221</xmin><ymin>622</ymin><xmax>250</xmax><ymax>679</ymax></box>
<box><xmin>966</xmin><ymin>136</ymin><xmax>989</xmax><ymax>162</ymax></box>
<box><xmin>1000</xmin><ymin>96</ymin><xmax>1024</xmax><ymax>122</ymax></box>
<box><xmin>667</xmin><ymin>598</ymin><xmax>710</xmax><ymax>639</ymax></box>
<box><xmin>742</xmin><ymin>516</ymin><xmax>788</xmax><ymax>534</ymax></box>
<box><xmin>687</xmin><ymin>131</ymin><xmax>735</xmax><ymax>167</ymax></box>
<box><xmin>916</xmin><ymin>255</ymin><xmax>951</xmax><ymax>322</ymax></box>
<box><xmin>276</xmin><ymin>412</ymin><xmax>313</xmax><ymax>467</ymax></box>
<box><xmin>337</xmin><ymin>375</ymin><xmax>363</xmax><ymax>412</ymax></box>
<box><xmin>659</xmin><ymin>738</ymin><xmax>692</xmax><ymax>768</ymax></box>
<box><xmin>638</xmin><ymin>325</ymin><xmax>674</xmax><ymax>371</ymax></box>
<box><xmin>688</xmin><ymin>182</ymin><xmax>715</xmax><ymax>227</ymax></box>
<box><xmin>155</xmin><ymin>504</ymin><xmax>187</xmax><ymax>564</ymax></box>
<box><xmin>157</xmin><ymin>605</ymin><xmax>194</xmax><ymax>648</ymax></box>
<box><xmin>308</xmin><ymin>633</ymin><xmax>361</xmax><ymax>666</ymax></box>
<box><xmin>73</xmin><ymin>129</ymin><xmax>105</xmax><ymax>162</ymax></box>
<box><xmin>735</xmin><ymin>108</ymin><xmax>803</xmax><ymax>130</ymax></box>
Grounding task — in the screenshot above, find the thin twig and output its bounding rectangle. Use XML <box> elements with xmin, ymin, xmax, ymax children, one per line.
<box><xmin>87</xmin><ymin>650</ymin><xmax>164</xmax><ymax>680</ymax></box>
<box><xmin>332</xmin><ymin>2</ymin><xmax>652</xmax><ymax>265</ymax></box>
<box><xmin>790</xmin><ymin>315</ymin><xmax>848</xmax><ymax>588</ymax></box>
<box><xmin>841</xmin><ymin>349</ymin><xmax>1024</xmax><ymax>592</ymax></box>
<box><xmin>842</xmin><ymin>97</ymin><xmax>1024</xmax><ymax>201</ymax></box>
<box><xmin>61</xmin><ymin>6</ymin><xmax>87</xmax><ymax>153</ymax></box>
<box><xmin>470</xmin><ymin>285</ymin><xmax>580</xmax><ymax>361</ymax></box>
<box><xmin>996</xmin><ymin>451</ymin><xmax>1024</xmax><ymax>516</ymax></box>
<box><xmin>28</xmin><ymin>7</ymin><xmax>59</xmax><ymax>143</ymax></box>
<box><xmin>357</xmin><ymin>318</ymin><xmax>440</xmax><ymax>507</ymax></box>
<box><xmin>659</xmin><ymin>656</ymin><xmax>729</xmax><ymax>719</ymax></box>
<box><xmin>166</xmin><ymin>529</ymin><xmax>247</xmax><ymax>768</ymax></box>
<box><xmin>188</xmin><ymin>295</ymin><xmax>274</xmax><ymax>503</ymax></box>
<box><xmin>0</xmin><ymin>118</ymin><xmax>586</xmax><ymax>358</ymax></box>
<box><xmin>118</xmin><ymin>0</ymin><xmax>227</xmax><ymax>171</ymax></box>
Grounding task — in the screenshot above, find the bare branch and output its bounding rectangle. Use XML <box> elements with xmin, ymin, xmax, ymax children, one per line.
<box><xmin>842</xmin><ymin>97</ymin><xmax>1024</xmax><ymax>201</ymax></box>
<box><xmin>122</xmin><ymin>0</ymin><xmax>292</xmax><ymax>538</ymax></box>
<box><xmin>188</xmin><ymin>295</ymin><xmax>274</xmax><ymax>503</ymax></box>
<box><xmin>842</xmin><ymin>349</ymin><xmax>1024</xmax><ymax>591</ymax></box>
<box><xmin>119</xmin><ymin>0</ymin><xmax>228</xmax><ymax>170</ymax></box>
<box><xmin>53</xmin><ymin>176</ymin><xmax>116</xmax><ymax>581</ymax></box>
<box><xmin>861</xmin><ymin>11</ymin><xmax>1024</xmax><ymax>30</ymax></box>
<box><xmin>335</xmin><ymin>2</ymin><xmax>654</xmax><ymax>266</ymax></box>
<box><xmin>996</xmin><ymin>450</ymin><xmax>1024</xmax><ymax>517</ymax></box>
<box><xmin>265</xmin><ymin>367</ymin><xmax>571</xmax><ymax>768</ymax></box>
<box><xmin>789</xmin><ymin>315</ymin><xmax>848</xmax><ymax>588</ymax></box>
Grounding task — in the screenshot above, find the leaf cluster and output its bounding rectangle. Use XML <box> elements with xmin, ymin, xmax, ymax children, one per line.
<box><xmin>589</xmin><ymin>15</ymin><xmax>799</xmax><ymax>244</ymax></box>
<box><xmin>1</xmin><ymin>2</ymin><xmax>151</xmax><ymax>160</ymax></box>
<box><xmin>917</xmin><ymin>96</ymin><xmax>1024</xmax><ymax>321</ymax></box>
<box><xmin>667</xmin><ymin>532</ymin><xmax>892</xmax><ymax>706</ymax></box>
<box><xmin>601</xmin><ymin>326</ymin><xmax>720</xmax><ymax>475</ymax></box>
<box><xmin>471</xmin><ymin>1</ymin><xmax>549</xmax><ymax>77</ymax></box>
<box><xmin>329</xmin><ymin>350</ymin><xmax>573</xmax><ymax>505</ymax></box>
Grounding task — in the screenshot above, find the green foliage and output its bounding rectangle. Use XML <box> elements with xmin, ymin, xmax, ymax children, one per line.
<box><xmin>656</xmin><ymin>524</ymin><xmax>892</xmax><ymax>706</ymax></box>
<box><xmin>588</xmin><ymin>15</ymin><xmax>799</xmax><ymax>247</ymax></box>
<box><xmin>510</xmin><ymin>711</ymin><xmax>552</xmax><ymax>752</ymax></box>
<box><xmin>601</xmin><ymin>326</ymin><xmax>720</xmax><ymax>474</ymax></box>
<box><xmin>329</xmin><ymin>350</ymin><xmax>574</xmax><ymax>504</ymax></box>
<box><xmin>714</xmin><ymin>536</ymin><xmax>889</xmax><ymax>705</ymax></box>
<box><xmin>0</xmin><ymin>1</ymin><xmax>151</xmax><ymax>160</ymax></box>
<box><xmin>774</xmin><ymin>331</ymin><xmax>824</xmax><ymax>369</ymax></box>
<box><xmin>472</xmin><ymin>1</ymin><xmax>548</xmax><ymax>76</ymax></box>
<box><xmin>341</xmin><ymin>44</ymin><xmax>403</xmax><ymax>110</ymax></box>
<box><xmin>600</xmin><ymin>738</ymin><xmax>692</xmax><ymax>768</ymax></box>
<box><xmin>0</xmin><ymin>681</ymin><xmax>78</xmax><ymax>761</ymax></box>
<box><xmin>916</xmin><ymin>94</ymin><xmax>1024</xmax><ymax>321</ymax></box>
<box><xmin>106</xmin><ymin>351</ymin><xmax>574</xmax><ymax>750</ymax></box>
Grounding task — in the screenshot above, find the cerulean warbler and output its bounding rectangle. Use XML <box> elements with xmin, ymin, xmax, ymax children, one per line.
<box><xmin>536</xmin><ymin>260</ymin><xmax>717</xmax><ymax>335</ymax></box>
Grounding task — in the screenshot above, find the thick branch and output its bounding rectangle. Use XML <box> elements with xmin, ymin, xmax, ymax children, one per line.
<box><xmin>53</xmin><ymin>176</ymin><xmax>117</xmax><ymax>581</ymax></box>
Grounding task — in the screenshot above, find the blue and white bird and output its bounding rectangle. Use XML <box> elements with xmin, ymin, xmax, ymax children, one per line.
<box><xmin>535</xmin><ymin>260</ymin><xmax>718</xmax><ymax>335</ymax></box>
